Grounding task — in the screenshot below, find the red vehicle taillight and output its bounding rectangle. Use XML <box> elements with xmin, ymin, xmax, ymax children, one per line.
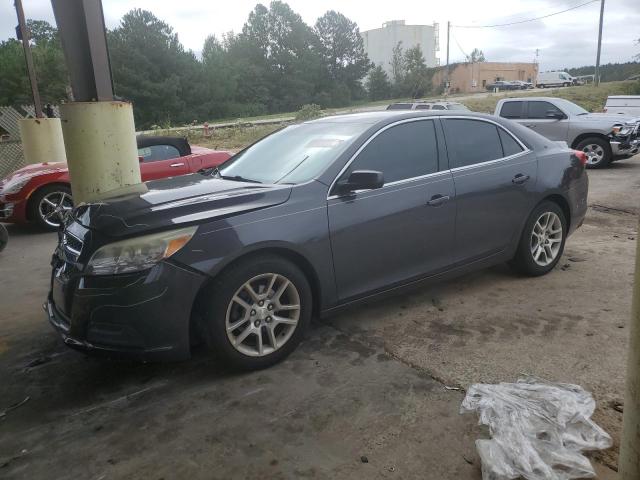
<box><xmin>573</xmin><ymin>150</ymin><xmax>588</xmax><ymax>167</ymax></box>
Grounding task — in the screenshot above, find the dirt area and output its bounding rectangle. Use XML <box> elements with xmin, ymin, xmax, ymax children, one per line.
<box><xmin>0</xmin><ymin>157</ymin><xmax>637</xmax><ymax>479</ymax></box>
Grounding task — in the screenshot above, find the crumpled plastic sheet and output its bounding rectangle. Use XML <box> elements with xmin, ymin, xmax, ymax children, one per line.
<box><xmin>461</xmin><ymin>376</ymin><xmax>612</xmax><ymax>480</ymax></box>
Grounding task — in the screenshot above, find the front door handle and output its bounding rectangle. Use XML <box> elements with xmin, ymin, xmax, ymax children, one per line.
<box><xmin>170</xmin><ymin>162</ymin><xmax>185</xmax><ymax>167</ymax></box>
<box><xmin>427</xmin><ymin>194</ymin><xmax>450</xmax><ymax>207</ymax></box>
<box><xmin>512</xmin><ymin>174</ymin><xmax>530</xmax><ymax>185</ymax></box>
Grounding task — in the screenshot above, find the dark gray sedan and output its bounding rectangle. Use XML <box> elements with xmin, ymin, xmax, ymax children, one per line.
<box><xmin>48</xmin><ymin>111</ymin><xmax>588</xmax><ymax>370</ymax></box>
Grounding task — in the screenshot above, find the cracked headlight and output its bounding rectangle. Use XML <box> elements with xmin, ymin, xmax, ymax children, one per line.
<box><xmin>1</xmin><ymin>176</ymin><xmax>31</xmax><ymax>194</ymax></box>
<box><xmin>86</xmin><ymin>226</ymin><xmax>197</xmax><ymax>275</ymax></box>
<box><xmin>612</xmin><ymin>125</ymin><xmax>632</xmax><ymax>136</ymax></box>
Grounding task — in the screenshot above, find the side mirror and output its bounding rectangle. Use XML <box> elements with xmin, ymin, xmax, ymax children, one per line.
<box><xmin>337</xmin><ymin>170</ymin><xmax>384</xmax><ymax>194</ymax></box>
<box><xmin>546</xmin><ymin>110</ymin><xmax>565</xmax><ymax>120</ymax></box>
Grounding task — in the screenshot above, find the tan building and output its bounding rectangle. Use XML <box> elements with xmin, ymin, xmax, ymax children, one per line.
<box><xmin>432</xmin><ymin>62</ymin><xmax>539</xmax><ymax>94</ymax></box>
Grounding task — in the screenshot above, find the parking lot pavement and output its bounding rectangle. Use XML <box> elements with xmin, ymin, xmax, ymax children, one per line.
<box><xmin>1</xmin><ymin>156</ymin><xmax>638</xmax><ymax>479</ymax></box>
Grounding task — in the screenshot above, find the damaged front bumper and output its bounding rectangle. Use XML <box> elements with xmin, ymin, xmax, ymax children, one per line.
<box><xmin>611</xmin><ymin>138</ymin><xmax>639</xmax><ymax>157</ymax></box>
<box><xmin>46</xmin><ymin>258</ymin><xmax>207</xmax><ymax>362</ymax></box>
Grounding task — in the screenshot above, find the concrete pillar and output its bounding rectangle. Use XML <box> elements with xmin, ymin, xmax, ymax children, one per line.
<box><xmin>18</xmin><ymin>118</ymin><xmax>67</xmax><ymax>165</ymax></box>
<box><xmin>620</xmin><ymin>230</ymin><xmax>640</xmax><ymax>479</ymax></box>
<box><xmin>59</xmin><ymin>101</ymin><xmax>141</xmax><ymax>204</ymax></box>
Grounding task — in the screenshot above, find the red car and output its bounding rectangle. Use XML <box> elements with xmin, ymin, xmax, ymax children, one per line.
<box><xmin>0</xmin><ymin>136</ymin><xmax>232</xmax><ymax>230</ymax></box>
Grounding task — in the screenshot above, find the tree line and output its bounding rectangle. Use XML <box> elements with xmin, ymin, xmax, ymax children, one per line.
<box><xmin>564</xmin><ymin>61</ymin><xmax>640</xmax><ymax>82</ymax></box>
<box><xmin>0</xmin><ymin>2</ymin><xmax>442</xmax><ymax>129</ymax></box>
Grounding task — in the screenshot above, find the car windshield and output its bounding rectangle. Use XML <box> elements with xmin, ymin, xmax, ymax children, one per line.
<box><xmin>218</xmin><ymin>122</ymin><xmax>369</xmax><ymax>184</ymax></box>
<box><xmin>557</xmin><ymin>99</ymin><xmax>589</xmax><ymax>116</ymax></box>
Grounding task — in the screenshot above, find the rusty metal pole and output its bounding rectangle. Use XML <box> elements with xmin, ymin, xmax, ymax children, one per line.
<box><xmin>14</xmin><ymin>0</ymin><xmax>43</xmax><ymax>118</ymax></box>
<box><xmin>620</xmin><ymin>229</ymin><xmax>640</xmax><ymax>478</ymax></box>
<box><xmin>51</xmin><ymin>0</ymin><xmax>141</xmax><ymax>204</ymax></box>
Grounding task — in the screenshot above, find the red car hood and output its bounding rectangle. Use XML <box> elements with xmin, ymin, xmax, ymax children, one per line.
<box><xmin>2</xmin><ymin>162</ymin><xmax>68</xmax><ymax>182</ymax></box>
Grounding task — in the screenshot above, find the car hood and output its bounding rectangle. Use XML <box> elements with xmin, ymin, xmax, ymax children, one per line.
<box><xmin>73</xmin><ymin>173</ymin><xmax>292</xmax><ymax>237</ymax></box>
<box><xmin>1</xmin><ymin>162</ymin><xmax>67</xmax><ymax>182</ymax></box>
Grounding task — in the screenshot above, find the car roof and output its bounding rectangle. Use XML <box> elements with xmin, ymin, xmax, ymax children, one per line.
<box><xmin>307</xmin><ymin>110</ymin><xmax>497</xmax><ymax>126</ymax></box>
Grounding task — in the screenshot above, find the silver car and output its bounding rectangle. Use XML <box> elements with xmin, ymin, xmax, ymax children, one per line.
<box><xmin>495</xmin><ymin>97</ymin><xmax>640</xmax><ymax>168</ymax></box>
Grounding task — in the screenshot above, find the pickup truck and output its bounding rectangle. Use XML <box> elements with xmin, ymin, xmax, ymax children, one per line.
<box><xmin>495</xmin><ymin>97</ymin><xmax>640</xmax><ymax>168</ymax></box>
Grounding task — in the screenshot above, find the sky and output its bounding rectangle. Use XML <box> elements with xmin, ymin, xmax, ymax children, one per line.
<box><xmin>1</xmin><ymin>0</ymin><xmax>639</xmax><ymax>71</ymax></box>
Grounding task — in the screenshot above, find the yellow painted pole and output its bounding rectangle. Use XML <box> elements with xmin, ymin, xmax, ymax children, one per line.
<box><xmin>18</xmin><ymin>118</ymin><xmax>66</xmax><ymax>165</ymax></box>
<box><xmin>59</xmin><ymin>101</ymin><xmax>141</xmax><ymax>204</ymax></box>
<box><xmin>620</xmin><ymin>227</ymin><xmax>640</xmax><ymax>478</ymax></box>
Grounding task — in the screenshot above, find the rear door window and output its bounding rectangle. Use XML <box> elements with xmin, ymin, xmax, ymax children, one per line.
<box><xmin>343</xmin><ymin>120</ymin><xmax>439</xmax><ymax>184</ymax></box>
<box><xmin>443</xmin><ymin>119</ymin><xmax>504</xmax><ymax>168</ymax></box>
<box><xmin>526</xmin><ymin>101</ymin><xmax>564</xmax><ymax>119</ymax></box>
<box><xmin>499</xmin><ymin>101</ymin><xmax>524</xmax><ymax>119</ymax></box>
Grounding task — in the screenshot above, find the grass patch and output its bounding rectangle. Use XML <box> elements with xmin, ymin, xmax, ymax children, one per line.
<box><xmin>462</xmin><ymin>81</ymin><xmax>639</xmax><ymax>114</ymax></box>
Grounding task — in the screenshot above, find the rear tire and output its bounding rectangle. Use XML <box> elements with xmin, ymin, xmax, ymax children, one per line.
<box><xmin>200</xmin><ymin>254</ymin><xmax>312</xmax><ymax>370</ymax></box>
<box><xmin>510</xmin><ymin>201</ymin><xmax>567</xmax><ymax>277</ymax></box>
<box><xmin>28</xmin><ymin>184</ymin><xmax>73</xmax><ymax>231</ymax></box>
<box><xmin>576</xmin><ymin>137</ymin><xmax>611</xmax><ymax>169</ymax></box>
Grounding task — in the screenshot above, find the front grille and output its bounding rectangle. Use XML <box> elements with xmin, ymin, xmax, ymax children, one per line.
<box><xmin>62</xmin><ymin>231</ymin><xmax>83</xmax><ymax>256</ymax></box>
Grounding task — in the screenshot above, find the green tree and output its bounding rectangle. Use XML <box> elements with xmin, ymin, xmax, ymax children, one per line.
<box><xmin>389</xmin><ymin>41</ymin><xmax>405</xmax><ymax>87</ymax></box>
<box><xmin>108</xmin><ymin>9</ymin><xmax>201</xmax><ymax>128</ymax></box>
<box><xmin>366</xmin><ymin>65</ymin><xmax>391</xmax><ymax>100</ymax></box>
<box><xmin>403</xmin><ymin>45</ymin><xmax>431</xmax><ymax>98</ymax></box>
<box><xmin>236</xmin><ymin>1</ymin><xmax>323</xmax><ymax>112</ymax></box>
<box><xmin>0</xmin><ymin>20</ymin><xmax>68</xmax><ymax>106</ymax></box>
<box><xmin>314</xmin><ymin>10</ymin><xmax>370</xmax><ymax>104</ymax></box>
<box><xmin>468</xmin><ymin>48</ymin><xmax>486</xmax><ymax>63</ymax></box>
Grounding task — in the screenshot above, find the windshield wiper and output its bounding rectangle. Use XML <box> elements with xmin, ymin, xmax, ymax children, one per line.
<box><xmin>197</xmin><ymin>166</ymin><xmax>221</xmax><ymax>177</ymax></box>
<box><xmin>220</xmin><ymin>174</ymin><xmax>262</xmax><ymax>184</ymax></box>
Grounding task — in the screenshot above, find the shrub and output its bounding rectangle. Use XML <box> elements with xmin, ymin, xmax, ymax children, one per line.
<box><xmin>295</xmin><ymin>104</ymin><xmax>323</xmax><ymax>121</ymax></box>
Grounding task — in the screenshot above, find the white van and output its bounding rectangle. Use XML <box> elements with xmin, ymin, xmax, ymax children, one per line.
<box><xmin>536</xmin><ymin>71</ymin><xmax>573</xmax><ymax>88</ymax></box>
<box><xmin>604</xmin><ymin>96</ymin><xmax>640</xmax><ymax>116</ymax></box>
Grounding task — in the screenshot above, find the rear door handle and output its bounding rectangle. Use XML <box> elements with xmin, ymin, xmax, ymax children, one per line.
<box><xmin>512</xmin><ymin>174</ymin><xmax>530</xmax><ymax>185</ymax></box>
<box><xmin>427</xmin><ymin>194</ymin><xmax>450</xmax><ymax>207</ymax></box>
<box><xmin>170</xmin><ymin>162</ymin><xmax>185</xmax><ymax>167</ymax></box>
<box><xmin>525</xmin><ymin>124</ymin><xmax>536</xmax><ymax>128</ymax></box>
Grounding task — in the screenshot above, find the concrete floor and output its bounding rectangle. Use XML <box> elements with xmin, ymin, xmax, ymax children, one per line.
<box><xmin>1</xmin><ymin>157</ymin><xmax>637</xmax><ymax>479</ymax></box>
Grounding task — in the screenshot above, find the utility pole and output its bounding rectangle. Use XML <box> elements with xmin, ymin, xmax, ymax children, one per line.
<box><xmin>14</xmin><ymin>0</ymin><xmax>43</xmax><ymax>118</ymax></box>
<box><xmin>445</xmin><ymin>21</ymin><xmax>450</xmax><ymax>97</ymax></box>
<box><xmin>594</xmin><ymin>0</ymin><xmax>605</xmax><ymax>86</ymax></box>
<box><xmin>620</xmin><ymin>231</ymin><xmax>640</xmax><ymax>479</ymax></box>
<box><xmin>51</xmin><ymin>0</ymin><xmax>141</xmax><ymax>204</ymax></box>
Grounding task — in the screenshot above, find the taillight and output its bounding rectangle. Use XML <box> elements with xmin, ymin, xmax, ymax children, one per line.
<box><xmin>573</xmin><ymin>150</ymin><xmax>587</xmax><ymax>167</ymax></box>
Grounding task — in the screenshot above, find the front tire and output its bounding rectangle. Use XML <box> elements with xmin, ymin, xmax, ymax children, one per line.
<box><xmin>576</xmin><ymin>137</ymin><xmax>611</xmax><ymax>169</ymax></box>
<box><xmin>28</xmin><ymin>184</ymin><xmax>73</xmax><ymax>230</ymax></box>
<box><xmin>510</xmin><ymin>201</ymin><xmax>567</xmax><ymax>276</ymax></box>
<box><xmin>200</xmin><ymin>254</ymin><xmax>312</xmax><ymax>370</ymax></box>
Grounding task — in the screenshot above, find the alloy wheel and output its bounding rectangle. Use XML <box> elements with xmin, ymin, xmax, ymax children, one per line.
<box><xmin>38</xmin><ymin>191</ymin><xmax>73</xmax><ymax>228</ymax></box>
<box><xmin>225</xmin><ymin>273</ymin><xmax>301</xmax><ymax>357</ymax></box>
<box><xmin>582</xmin><ymin>144</ymin><xmax>605</xmax><ymax>166</ymax></box>
<box><xmin>530</xmin><ymin>211</ymin><xmax>563</xmax><ymax>267</ymax></box>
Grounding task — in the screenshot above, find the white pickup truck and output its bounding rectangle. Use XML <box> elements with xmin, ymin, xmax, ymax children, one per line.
<box><xmin>495</xmin><ymin>97</ymin><xmax>640</xmax><ymax>168</ymax></box>
<box><xmin>604</xmin><ymin>96</ymin><xmax>640</xmax><ymax>116</ymax></box>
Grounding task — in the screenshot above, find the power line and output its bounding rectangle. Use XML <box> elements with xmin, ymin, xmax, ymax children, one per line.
<box><xmin>451</xmin><ymin>32</ymin><xmax>469</xmax><ymax>60</ymax></box>
<box><xmin>453</xmin><ymin>0</ymin><xmax>599</xmax><ymax>28</ymax></box>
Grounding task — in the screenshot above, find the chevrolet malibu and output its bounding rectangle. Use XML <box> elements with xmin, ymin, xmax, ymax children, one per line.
<box><xmin>47</xmin><ymin>111</ymin><xmax>588</xmax><ymax>370</ymax></box>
